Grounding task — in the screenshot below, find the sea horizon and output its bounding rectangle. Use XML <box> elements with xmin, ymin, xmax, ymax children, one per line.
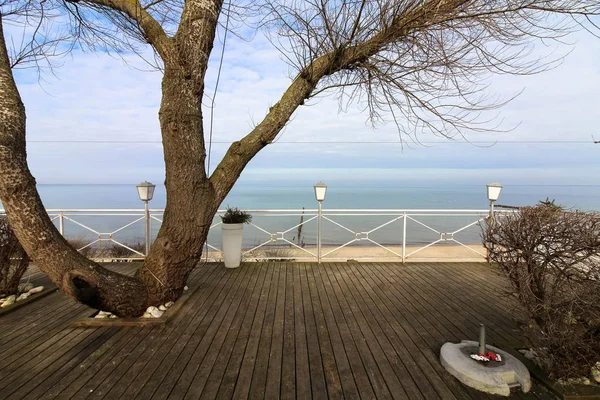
<box><xmin>0</xmin><ymin>182</ymin><xmax>596</xmax><ymax>249</ymax></box>
<box><xmin>28</xmin><ymin>182</ymin><xmax>600</xmax><ymax>211</ymax></box>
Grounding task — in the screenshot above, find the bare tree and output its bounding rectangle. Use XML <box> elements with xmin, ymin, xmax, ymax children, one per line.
<box><xmin>483</xmin><ymin>204</ymin><xmax>600</xmax><ymax>378</ymax></box>
<box><xmin>1</xmin><ymin>0</ymin><xmax>599</xmax><ymax>316</ymax></box>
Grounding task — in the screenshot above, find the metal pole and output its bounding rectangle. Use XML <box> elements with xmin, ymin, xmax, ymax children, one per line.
<box><xmin>489</xmin><ymin>200</ymin><xmax>495</xmax><ymax>222</ymax></box>
<box><xmin>402</xmin><ymin>213</ymin><xmax>407</xmax><ymax>263</ymax></box>
<box><xmin>479</xmin><ymin>323</ymin><xmax>487</xmax><ymax>354</ymax></box>
<box><xmin>145</xmin><ymin>201</ymin><xmax>150</xmax><ymax>258</ymax></box>
<box><xmin>317</xmin><ymin>201</ymin><xmax>322</xmax><ymax>264</ymax></box>
<box><xmin>59</xmin><ymin>213</ymin><xmax>64</xmax><ymax>236</ymax></box>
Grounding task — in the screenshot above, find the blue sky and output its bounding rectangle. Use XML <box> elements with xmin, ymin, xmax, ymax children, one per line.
<box><xmin>10</xmin><ymin>24</ymin><xmax>600</xmax><ymax>187</ymax></box>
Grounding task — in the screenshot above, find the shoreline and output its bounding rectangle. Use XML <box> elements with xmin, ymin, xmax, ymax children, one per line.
<box><xmin>206</xmin><ymin>243</ymin><xmax>488</xmax><ymax>261</ymax></box>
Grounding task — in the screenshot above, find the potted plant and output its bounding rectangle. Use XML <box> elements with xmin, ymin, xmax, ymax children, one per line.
<box><xmin>220</xmin><ymin>207</ymin><xmax>252</xmax><ymax>268</ymax></box>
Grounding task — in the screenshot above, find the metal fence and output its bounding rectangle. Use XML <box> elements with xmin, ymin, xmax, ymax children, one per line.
<box><xmin>1</xmin><ymin>207</ymin><xmax>508</xmax><ymax>262</ymax></box>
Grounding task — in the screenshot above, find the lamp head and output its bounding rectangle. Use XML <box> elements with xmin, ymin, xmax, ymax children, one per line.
<box><xmin>487</xmin><ymin>182</ymin><xmax>503</xmax><ymax>202</ymax></box>
<box><xmin>314</xmin><ymin>181</ymin><xmax>327</xmax><ymax>202</ymax></box>
<box><xmin>136</xmin><ymin>181</ymin><xmax>156</xmax><ymax>202</ymax></box>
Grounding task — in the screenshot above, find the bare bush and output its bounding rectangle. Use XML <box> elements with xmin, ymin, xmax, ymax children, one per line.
<box><xmin>102</xmin><ymin>242</ymin><xmax>145</xmax><ymax>259</ymax></box>
<box><xmin>247</xmin><ymin>246</ymin><xmax>296</xmax><ymax>262</ymax></box>
<box><xmin>483</xmin><ymin>204</ymin><xmax>600</xmax><ymax>379</ymax></box>
<box><xmin>0</xmin><ymin>216</ymin><xmax>29</xmax><ymax>296</ymax></box>
<box><xmin>66</xmin><ymin>238</ymin><xmax>145</xmax><ymax>259</ymax></box>
<box><xmin>66</xmin><ymin>237</ymin><xmax>93</xmax><ymax>258</ymax></box>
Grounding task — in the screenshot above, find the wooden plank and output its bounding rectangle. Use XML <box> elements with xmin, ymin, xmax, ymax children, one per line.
<box><xmin>292</xmin><ymin>262</ymin><xmax>311</xmax><ymax>400</ymax></box>
<box><xmin>381</xmin><ymin>262</ymin><xmax>497</xmax><ymax>349</ymax></box>
<box><xmin>312</xmin><ymin>263</ymin><xmax>376</xmax><ymax>399</ymax></box>
<box><xmin>0</xmin><ymin>327</ymin><xmax>95</xmax><ymax>387</ymax></box>
<box><xmin>6</xmin><ymin>328</ymin><xmax>120</xmax><ymax>400</ymax></box>
<box><xmin>419</xmin><ymin>262</ymin><xmax>519</xmax><ymax>321</ymax></box>
<box><xmin>371</xmin><ymin>262</ymin><xmax>504</xmax><ymax>400</ymax></box>
<box><xmin>62</xmin><ymin>265</ymin><xmax>223</xmax><ymax>400</ymax></box>
<box><xmin>0</xmin><ymin>262</ymin><xmax>554</xmax><ymax>400</ymax></box>
<box><xmin>117</xmin><ymin>264</ymin><xmax>246</xmax><ymax>400</ymax></box>
<box><xmin>395</xmin><ymin>263</ymin><xmax>521</xmax><ymax>347</ymax></box>
<box><xmin>344</xmin><ymin>261</ymin><xmax>461</xmax><ymax>400</ymax></box>
<box><xmin>0</xmin><ymin>328</ymin><xmax>109</xmax><ymax>398</ymax></box>
<box><xmin>170</xmin><ymin>265</ymin><xmax>264</xmax><ymax>399</ymax></box>
<box><xmin>0</xmin><ymin>287</ymin><xmax>59</xmax><ymax>317</ymax></box>
<box><xmin>248</xmin><ymin>264</ymin><xmax>280</xmax><ymax>399</ymax></box>
<box><xmin>280</xmin><ymin>263</ymin><xmax>296</xmax><ymax>400</ymax></box>
<box><xmin>308</xmin><ymin>264</ymin><xmax>361</xmax><ymax>400</ymax></box>
<box><xmin>153</xmin><ymin>267</ymin><xmax>257</xmax><ymax>399</ymax></box>
<box><xmin>184</xmin><ymin>263</ymin><xmax>271</xmax><ymax>399</ymax></box>
<box><xmin>0</xmin><ymin>302</ymin><xmax>89</xmax><ymax>367</ymax></box>
<box><xmin>429</xmin><ymin>263</ymin><xmax>523</xmax><ymax>323</ymax></box>
<box><xmin>422</xmin><ymin>263</ymin><xmax>525</xmax><ymax>338</ymax></box>
<box><xmin>321</xmin><ymin>264</ymin><xmax>394</xmax><ymax>399</ymax></box>
<box><xmin>0</xmin><ymin>294</ymin><xmax>76</xmax><ymax>343</ymax></box>
<box><xmin>63</xmin><ymin>266</ymin><xmax>215</xmax><ymax>400</ymax></box>
<box><xmin>372</xmin><ymin>262</ymin><xmax>499</xmax><ymax>400</ymax></box>
<box><xmin>264</xmin><ymin>263</ymin><xmax>287</xmax><ymax>399</ymax></box>
<box><xmin>340</xmin><ymin>262</ymin><xmax>437</xmax><ymax>400</ymax></box>
<box><xmin>328</xmin><ymin>262</ymin><xmax>413</xmax><ymax>400</ymax></box>
<box><xmin>231</xmin><ymin>264</ymin><xmax>277</xmax><ymax>399</ymax></box>
<box><xmin>356</xmin><ymin>262</ymin><xmax>478</xmax><ymax>400</ymax></box>
<box><xmin>451</xmin><ymin>262</ymin><xmax>512</xmax><ymax>294</ymax></box>
<box><xmin>303</xmin><ymin>263</ymin><xmax>344</xmax><ymax>399</ymax></box>
<box><xmin>0</xmin><ymin>262</ymin><xmax>137</xmax><ymax>339</ymax></box>
<box><xmin>375</xmin><ymin>263</ymin><xmax>462</xmax><ymax>343</ymax></box>
<box><xmin>298</xmin><ymin>263</ymin><xmax>328</xmax><ymax>399</ymax></box>
<box><xmin>67</xmin><ymin>328</ymin><xmax>155</xmax><ymax>400</ymax></box>
<box><xmin>209</xmin><ymin>264</ymin><xmax>269</xmax><ymax>399</ymax></box>
<box><xmin>35</xmin><ymin>327</ymin><xmax>135</xmax><ymax>399</ymax></box>
<box><xmin>199</xmin><ymin>263</ymin><xmax>277</xmax><ymax>399</ymax></box>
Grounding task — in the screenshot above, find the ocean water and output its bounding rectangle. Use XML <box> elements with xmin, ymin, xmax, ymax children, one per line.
<box><xmin>8</xmin><ymin>183</ymin><xmax>596</xmax><ymax>249</ymax></box>
<box><xmin>33</xmin><ymin>183</ymin><xmax>600</xmax><ymax>210</ymax></box>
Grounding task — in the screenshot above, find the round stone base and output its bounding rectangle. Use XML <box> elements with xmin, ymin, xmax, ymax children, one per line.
<box><xmin>440</xmin><ymin>340</ymin><xmax>531</xmax><ymax>397</ymax></box>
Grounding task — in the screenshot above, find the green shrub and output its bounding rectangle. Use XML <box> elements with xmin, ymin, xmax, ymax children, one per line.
<box><xmin>220</xmin><ymin>207</ymin><xmax>252</xmax><ymax>224</ymax></box>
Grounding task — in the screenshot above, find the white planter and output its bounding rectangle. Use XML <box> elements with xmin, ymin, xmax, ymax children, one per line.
<box><xmin>221</xmin><ymin>223</ymin><xmax>244</xmax><ymax>268</ymax></box>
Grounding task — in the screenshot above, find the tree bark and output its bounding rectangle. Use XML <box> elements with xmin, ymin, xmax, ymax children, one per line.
<box><xmin>134</xmin><ymin>68</ymin><xmax>218</xmax><ymax>305</ymax></box>
<box><xmin>134</xmin><ymin>0</ymin><xmax>224</xmax><ymax>305</ymax></box>
<box><xmin>0</xmin><ymin>1</ymin><xmax>226</xmax><ymax>317</ymax></box>
<box><xmin>0</xmin><ymin>18</ymin><xmax>148</xmax><ymax>317</ymax></box>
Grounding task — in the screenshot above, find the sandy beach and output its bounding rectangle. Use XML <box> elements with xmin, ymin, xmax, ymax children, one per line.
<box><xmin>205</xmin><ymin>243</ymin><xmax>487</xmax><ymax>262</ymax></box>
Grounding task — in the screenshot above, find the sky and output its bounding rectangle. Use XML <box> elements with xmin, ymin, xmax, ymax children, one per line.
<box><xmin>8</xmin><ymin>15</ymin><xmax>600</xmax><ymax>187</ymax></box>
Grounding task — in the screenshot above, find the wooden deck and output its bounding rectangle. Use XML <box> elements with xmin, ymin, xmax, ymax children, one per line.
<box><xmin>0</xmin><ymin>262</ymin><xmax>557</xmax><ymax>400</ymax></box>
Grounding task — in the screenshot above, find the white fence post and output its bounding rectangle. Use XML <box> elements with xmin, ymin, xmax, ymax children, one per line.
<box><xmin>317</xmin><ymin>201</ymin><xmax>322</xmax><ymax>264</ymax></box>
<box><xmin>402</xmin><ymin>212</ymin><xmax>407</xmax><ymax>263</ymax></box>
<box><xmin>144</xmin><ymin>202</ymin><xmax>150</xmax><ymax>258</ymax></box>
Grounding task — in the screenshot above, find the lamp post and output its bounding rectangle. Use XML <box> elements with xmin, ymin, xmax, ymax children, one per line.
<box><xmin>486</xmin><ymin>182</ymin><xmax>503</xmax><ymax>221</ymax></box>
<box><xmin>136</xmin><ymin>181</ymin><xmax>156</xmax><ymax>257</ymax></box>
<box><xmin>314</xmin><ymin>182</ymin><xmax>327</xmax><ymax>264</ymax></box>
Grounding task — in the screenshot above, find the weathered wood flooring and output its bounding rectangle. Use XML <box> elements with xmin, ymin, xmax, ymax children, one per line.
<box><xmin>0</xmin><ymin>262</ymin><xmax>557</xmax><ymax>400</ymax></box>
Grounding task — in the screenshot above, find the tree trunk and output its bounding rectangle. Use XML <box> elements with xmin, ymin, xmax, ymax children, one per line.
<box><xmin>0</xmin><ymin>4</ymin><xmax>227</xmax><ymax>317</ymax></box>
<box><xmin>134</xmin><ymin>0</ymin><xmax>225</xmax><ymax>304</ymax></box>
<box><xmin>134</xmin><ymin>66</ymin><xmax>219</xmax><ymax>305</ymax></box>
<box><xmin>0</xmin><ymin>18</ymin><xmax>150</xmax><ymax>317</ymax></box>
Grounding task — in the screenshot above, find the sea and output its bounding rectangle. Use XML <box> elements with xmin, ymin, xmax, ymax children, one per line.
<box><xmin>10</xmin><ymin>183</ymin><xmax>598</xmax><ymax>249</ymax></box>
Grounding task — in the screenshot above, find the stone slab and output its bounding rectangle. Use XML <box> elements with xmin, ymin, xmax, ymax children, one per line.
<box><xmin>440</xmin><ymin>340</ymin><xmax>532</xmax><ymax>396</ymax></box>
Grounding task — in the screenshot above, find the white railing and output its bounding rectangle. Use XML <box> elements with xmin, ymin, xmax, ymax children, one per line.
<box><xmin>0</xmin><ymin>207</ymin><xmax>510</xmax><ymax>262</ymax></box>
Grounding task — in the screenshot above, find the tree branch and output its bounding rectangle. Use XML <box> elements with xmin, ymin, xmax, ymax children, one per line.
<box><xmin>80</xmin><ymin>0</ymin><xmax>176</xmax><ymax>63</ymax></box>
<box><xmin>209</xmin><ymin>0</ymin><xmax>469</xmax><ymax>199</ymax></box>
